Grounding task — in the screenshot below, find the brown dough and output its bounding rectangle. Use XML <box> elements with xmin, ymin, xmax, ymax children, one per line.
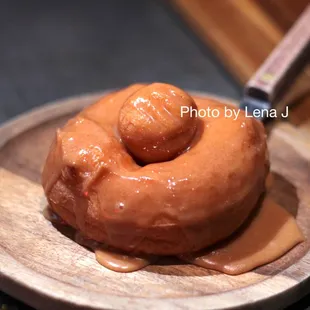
<box><xmin>42</xmin><ymin>84</ymin><xmax>268</xmax><ymax>255</ymax></box>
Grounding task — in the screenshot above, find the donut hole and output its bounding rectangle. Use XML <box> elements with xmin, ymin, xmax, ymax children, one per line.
<box><xmin>118</xmin><ymin>83</ymin><xmax>199</xmax><ymax>164</ymax></box>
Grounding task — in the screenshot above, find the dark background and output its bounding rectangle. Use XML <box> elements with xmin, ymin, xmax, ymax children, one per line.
<box><xmin>0</xmin><ymin>0</ymin><xmax>241</xmax><ymax>124</ymax></box>
<box><xmin>0</xmin><ymin>0</ymin><xmax>308</xmax><ymax>309</ymax></box>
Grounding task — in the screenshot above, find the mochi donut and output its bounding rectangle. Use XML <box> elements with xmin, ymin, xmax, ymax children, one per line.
<box><xmin>42</xmin><ymin>83</ymin><xmax>269</xmax><ymax>255</ymax></box>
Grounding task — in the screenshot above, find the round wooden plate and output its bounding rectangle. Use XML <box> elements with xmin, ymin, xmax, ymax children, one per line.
<box><xmin>0</xmin><ymin>91</ymin><xmax>310</xmax><ymax>310</ymax></box>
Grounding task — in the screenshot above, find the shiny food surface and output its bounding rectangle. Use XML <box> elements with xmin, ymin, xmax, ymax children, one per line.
<box><xmin>118</xmin><ymin>83</ymin><xmax>198</xmax><ymax>163</ymax></box>
<box><xmin>43</xmin><ymin>197</ymin><xmax>304</xmax><ymax>275</ymax></box>
<box><xmin>42</xmin><ymin>84</ymin><xmax>268</xmax><ymax>255</ymax></box>
<box><xmin>180</xmin><ymin>197</ymin><xmax>304</xmax><ymax>275</ymax></box>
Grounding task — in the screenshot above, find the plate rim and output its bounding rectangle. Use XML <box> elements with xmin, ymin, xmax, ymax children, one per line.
<box><xmin>0</xmin><ymin>90</ymin><xmax>309</xmax><ymax>310</ymax></box>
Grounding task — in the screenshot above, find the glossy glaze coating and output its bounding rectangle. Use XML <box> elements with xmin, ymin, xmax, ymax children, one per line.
<box><xmin>180</xmin><ymin>197</ymin><xmax>304</xmax><ymax>275</ymax></box>
<box><xmin>118</xmin><ymin>83</ymin><xmax>198</xmax><ymax>163</ymax></box>
<box><xmin>43</xmin><ymin>198</ymin><xmax>304</xmax><ymax>274</ymax></box>
<box><xmin>42</xmin><ymin>84</ymin><xmax>269</xmax><ymax>255</ymax></box>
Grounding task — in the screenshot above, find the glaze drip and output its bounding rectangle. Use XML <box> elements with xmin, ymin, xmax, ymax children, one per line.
<box><xmin>179</xmin><ymin>197</ymin><xmax>304</xmax><ymax>275</ymax></box>
<box><xmin>74</xmin><ymin>230</ymin><xmax>157</xmax><ymax>272</ymax></box>
<box><xmin>41</xmin><ymin>83</ymin><xmax>304</xmax><ymax>271</ymax></box>
<box><xmin>43</xmin><ymin>197</ymin><xmax>304</xmax><ymax>274</ymax></box>
<box><xmin>95</xmin><ymin>246</ymin><xmax>157</xmax><ymax>272</ymax></box>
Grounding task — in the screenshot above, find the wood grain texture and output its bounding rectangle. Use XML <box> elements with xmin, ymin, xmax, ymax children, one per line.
<box><xmin>170</xmin><ymin>0</ymin><xmax>309</xmax><ymax>82</ymax></box>
<box><xmin>254</xmin><ymin>0</ymin><xmax>310</xmax><ymax>32</ymax></box>
<box><xmin>0</xmin><ymin>93</ymin><xmax>310</xmax><ymax>310</ymax></box>
<box><xmin>171</xmin><ymin>0</ymin><xmax>282</xmax><ymax>83</ymax></box>
<box><xmin>170</xmin><ymin>0</ymin><xmax>310</xmax><ymax>125</ymax></box>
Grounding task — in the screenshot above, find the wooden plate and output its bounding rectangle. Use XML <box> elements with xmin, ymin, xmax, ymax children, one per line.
<box><xmin>0</xmin><ymin>91</ymin><xmax>310</xmax><ymax>310</ymax></box>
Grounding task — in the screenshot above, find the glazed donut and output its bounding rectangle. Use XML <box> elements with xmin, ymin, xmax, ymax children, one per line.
<box><xmin>42</xmin><ymin>83</ymin><xmax>268</xmax><ymax>255</ymax></box>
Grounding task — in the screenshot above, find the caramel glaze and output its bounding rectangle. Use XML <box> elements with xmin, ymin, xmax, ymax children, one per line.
<box><xmin>43</xmin><ymin>208</ymin><xmax>157</xmax><ymax>272</ymax></box>
<box><xmin>94</xmin><ymin>247</ymin><xmax>157</xmax><ymax>273</ymax></box>
<box><xmin>179</xmin><ymin>197</ymin><xmax>304</xmax><ymax>275</ymax></box>
<box><xmin>42</xmin><ymin>84</ymin><xmax>269</xmax><ymax>256</ymax></box>
<box><xmin>74</xmin><ymin>231</ymin><xmax>158</xmax><ymax>272</ymax></box>
<box><xmin>42</xmin><ymin>83</ymin><xmax>305</xmax><ymax>274</ymax></box>
<box><xmin>42</xmin><ymin>83</ymin><xmax>303</xmax><ymax>275</ymax></box>
<box><xmin>43</xmin><ymin>196</ymin><xmax>304</xmax><ymax>274</ymax></box>
<box><xmin>118</xmin><ymin>83</ymin><xmax>199</xmax><ymax>163</ymax></box>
